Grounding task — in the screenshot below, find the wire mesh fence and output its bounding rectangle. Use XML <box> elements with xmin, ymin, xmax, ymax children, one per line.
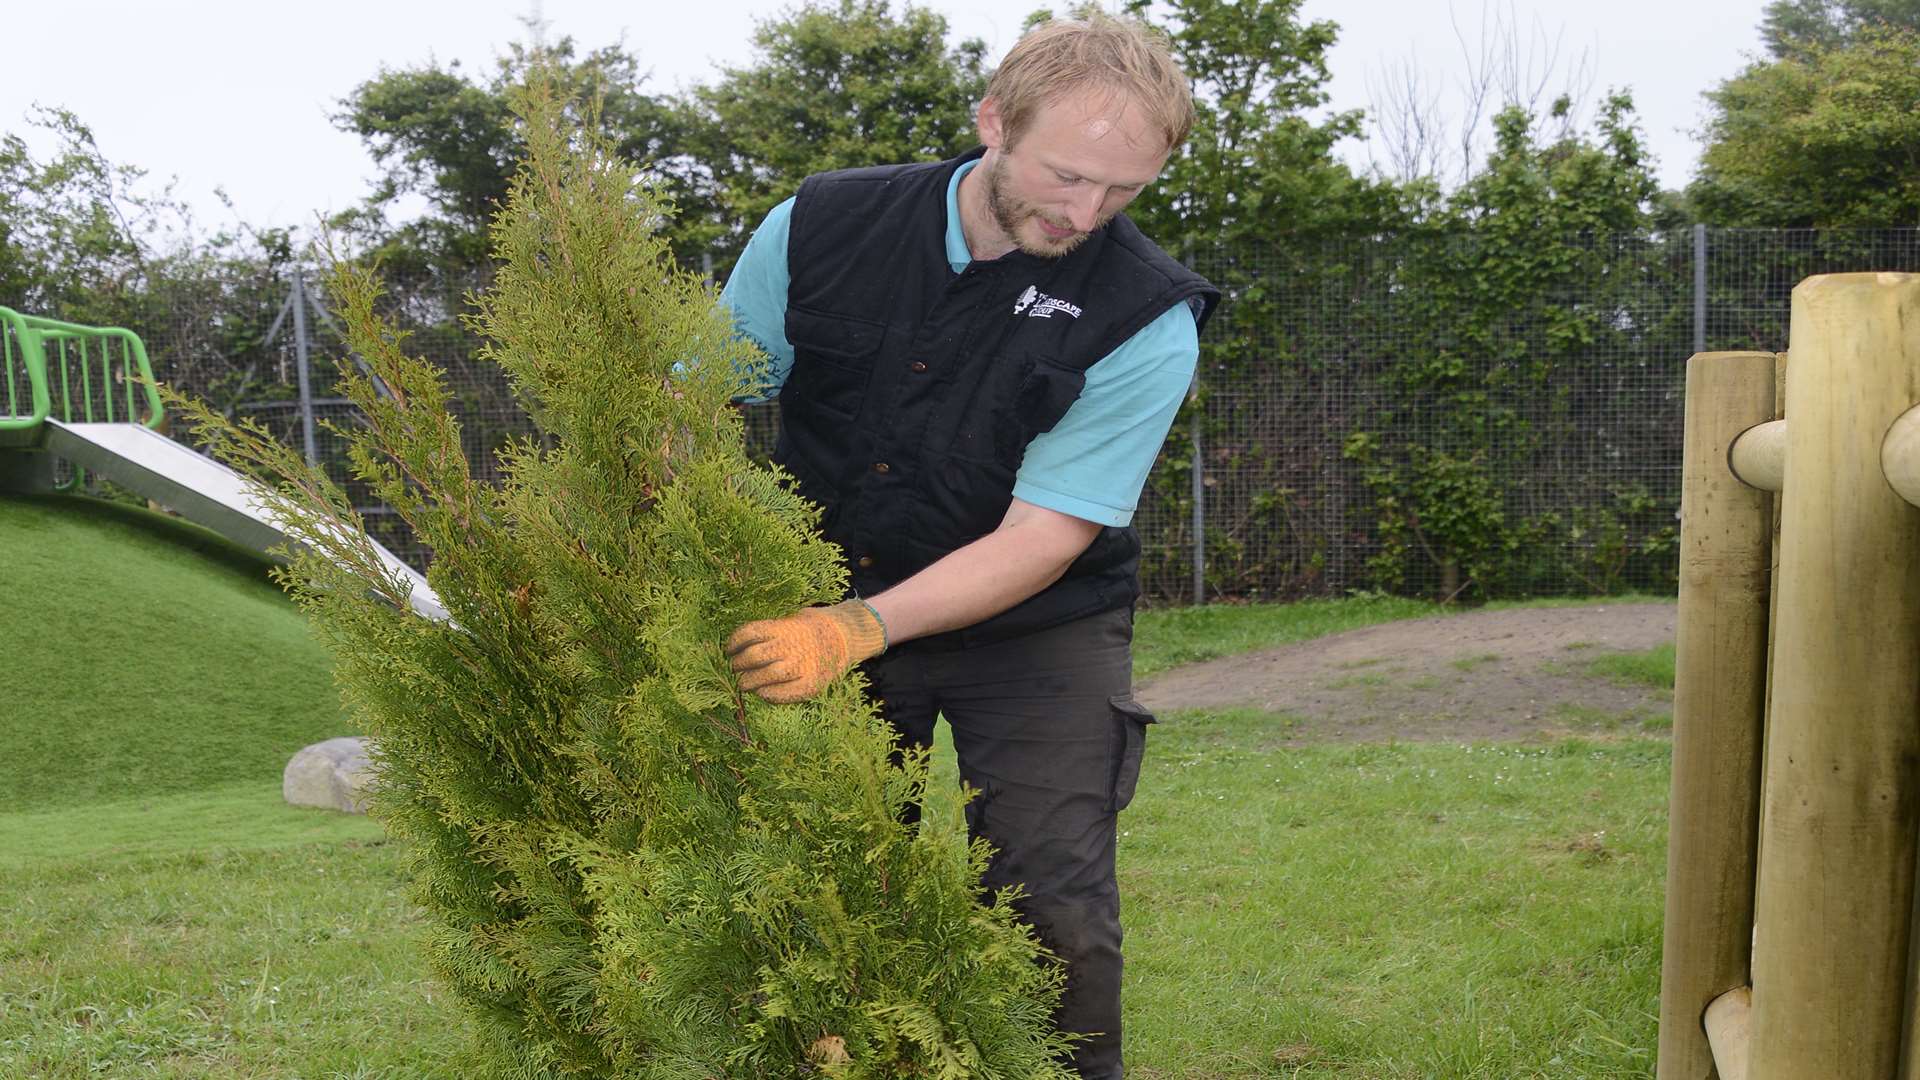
<box><xmin>50</xmin><ymin>226</ymin><xmax>1920</xmax><ymax>605</ymax></box>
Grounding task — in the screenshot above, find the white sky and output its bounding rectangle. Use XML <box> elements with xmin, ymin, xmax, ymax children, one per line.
<box><xmin>0</xmin><ymin>0</ymin><xmax>1766</xmax><ymax>238</ymax></box>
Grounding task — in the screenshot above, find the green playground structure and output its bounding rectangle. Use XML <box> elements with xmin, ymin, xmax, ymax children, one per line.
<box><xmin>0</xmin><ymin>307</ymin><xmax>164</xmax><ymax>429</ymax></box>
<box><xmin>0</xmin><ymin>307</ymin><xmax>164</xmax><ymax>486</ymax></box>
<box><xmin>0</xmin><ymin>308</ymin><xmax>447</xmax><ymax>620</ymax></box>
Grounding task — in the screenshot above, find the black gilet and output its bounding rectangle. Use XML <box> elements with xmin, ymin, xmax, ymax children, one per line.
<box><xmin>775</xmin><ymin>148</ymin><xmax>1219</xmax><ymax>646</ymax></box>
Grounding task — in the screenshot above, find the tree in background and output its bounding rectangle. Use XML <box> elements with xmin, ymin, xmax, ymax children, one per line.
<box><xmin>1346</xmin><ymin>93</ymin><xmax>1675</xmax><ymax>598</ymax></box>
<box><xmin>1431</xmin><ymin>94</ymin><xmax>1656</xmax><ymax>254</ymax></box>
<box><xmin>0</xmin><ymin>107</ymin><xmax>306</xmax><ymax>420</ymax></box>
<box><xmin>335</xmin><ymin>3</ymin><xmax>986</xmax><ymax>281</ymax></box>
<box><xmin>1760</xmin><ymin>0</ymin><xmax>1920</xmax><ymax>56</ymax></box>
<box><xmin>1121</xmin><ymin>0</ymin><xmax>1385</xmax><ymax>252</ymax></box>
<box><xmin>0</xmin><ymin>108</ymin><xmax>161</xmax><ymax>315</ymax></box>
<box><xmin>678</xmin><ymin>0</ymin><xmax>986</xmax><ymax>274</ymax></box>
<box><xmin>1360</xmin><ymin>0</ymin><xmax>1598</xmax><ymax>192</ymax></box>
<box><xmin>1689</xmin><ymin>26</ymin><xmax>1920</xmax><ymax>227</ymax></box>
<box><xmin>333</xmin><ymin>38</ymin><xmax>693</xmax><ymax>273</ymax></box>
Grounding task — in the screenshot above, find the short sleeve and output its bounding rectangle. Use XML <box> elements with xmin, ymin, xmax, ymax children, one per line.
<box><xmin>718</xmin><ymin>197</ymin><xmax>797</xmax><ymax>401</ymax></box>
<box><xmin>1011</xmin><ymin>303</ymin><xmax>1200</xmax><ymax>527</ymax></box>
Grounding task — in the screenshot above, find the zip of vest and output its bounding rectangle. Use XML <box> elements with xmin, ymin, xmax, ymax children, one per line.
<box><xmin>775</xmin><ymin>147</ymin><xmax>1221</xmax><ymax>647</ymax></box>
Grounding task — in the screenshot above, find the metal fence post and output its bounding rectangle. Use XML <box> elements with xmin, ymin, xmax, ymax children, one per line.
<box><xmin>292</xmin><ymin>268</ymin><xmax>320</xmax><ymax>466</ymax></box>
<box><xmin>1190</xmin><ymin>371</ymin><xmax>1205</xmax><ymax>606</ymax></box>
<box><xmin>1184</xmin><ymin>239</ymin><xmax>1207</xmax><ymax>607</ymax></box>
<box><xmin>1695</xmin><ymin>223</ymin><xmax>1708</xmax><ymax>355</ymax></box>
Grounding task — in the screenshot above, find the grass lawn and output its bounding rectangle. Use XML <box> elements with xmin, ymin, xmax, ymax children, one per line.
<box><xmin>1131</xmin><ymin>596</ymin><xmax>1444</xmax><ymax>680</ymax></box>
<box><xmin>1131</xmin><ymin>593</ymin><xmax>1675</xmax><ymax>681</ymax></box>
<box><xmin>0</xmin><ymin>495</ymin><xmax>350</xmax><ymax>812</ymax></box>
<box><xmin>1581</xmin><ymin>643</ymin><xmax>1677</xmax><ymax>690</ymax></box>
<box><xmin>0</xmin><ymin>493</ymin><xmax>1673</xmax><ymax>1077</ymax></box>
<box><xmin>1120</xmin><ymin>728</ymin><xmax>1662</xmax><ymax>1078</ymax></box>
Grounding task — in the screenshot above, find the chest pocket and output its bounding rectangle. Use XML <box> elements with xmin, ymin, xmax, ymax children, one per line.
<box><xmin>993</xmin><ymin>355</ymin><xmax>1089</xmax><ymax>463</ymax></box>
<box><xmin>783</xmin><ymin>306</ymin><xmax>886</xmax><ymax>421</ymax></box>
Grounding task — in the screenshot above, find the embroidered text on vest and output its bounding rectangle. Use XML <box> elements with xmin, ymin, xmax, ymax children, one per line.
<box><xmin>1013</xmin><ymin>285</ymin><xmax>1083</xmax><ymax>320</ymax></box>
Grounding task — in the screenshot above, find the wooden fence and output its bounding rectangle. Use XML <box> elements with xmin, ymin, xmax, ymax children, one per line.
<box><xmin>1661</xmin><ymin>272</ymin><xmax>1920</xmax><ymax>1079</ymax></box>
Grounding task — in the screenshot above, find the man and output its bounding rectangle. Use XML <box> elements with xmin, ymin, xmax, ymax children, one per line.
<box><xmin>720</xmin><ymin>13</ymin><xmax>1218</xmax><ymax>1077</ymax></box>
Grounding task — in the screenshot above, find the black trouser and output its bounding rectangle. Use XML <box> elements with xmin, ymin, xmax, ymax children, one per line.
<box><xmin>862</xmin><ymin>607</ymin><xmax>1154</xmax><ymax>1080</ymax></box>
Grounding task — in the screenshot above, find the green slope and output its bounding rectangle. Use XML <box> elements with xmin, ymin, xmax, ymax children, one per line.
<box><xmin>0</xmin><ymin>494</ymin><xmax>351</xmax><ymax>812</ymax></box>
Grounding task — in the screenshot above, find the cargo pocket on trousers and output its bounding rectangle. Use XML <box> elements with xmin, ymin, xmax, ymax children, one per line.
<box><xmin>1107</xmin><ymin>696</ymin><xmax>1157</xmax><ymax>812</ymax></box>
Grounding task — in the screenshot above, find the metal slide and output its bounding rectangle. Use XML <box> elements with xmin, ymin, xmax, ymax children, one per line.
<box><xmin>1</xmin><ymin>306</ymin><xmax>447</xmax><ymax>623</ymax></box>
<box><xmin>40</xmin><ymin>420</ymin><xmax>448</xmax><ymax>623</ymax></box>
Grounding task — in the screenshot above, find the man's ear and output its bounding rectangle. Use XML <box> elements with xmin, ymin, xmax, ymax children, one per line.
<box><xmin>977</xmin><ymin>96</ymin><xmax>1007</xmax><ymax>151</ymax></box>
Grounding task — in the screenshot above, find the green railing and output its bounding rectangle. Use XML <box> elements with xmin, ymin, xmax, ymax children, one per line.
<box><xmin>0</xmin><ymin>308</ymin><xmax>163</xmax><ymax>447</ymax></box>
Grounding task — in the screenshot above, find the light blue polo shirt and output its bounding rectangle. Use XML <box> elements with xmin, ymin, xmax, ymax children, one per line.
<box><xmin>719</xmin><ymin>159</ymin><xmax>1199</xmax><ymax>527</ymax></box>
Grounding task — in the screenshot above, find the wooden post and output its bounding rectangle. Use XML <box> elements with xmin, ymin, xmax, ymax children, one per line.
<box><xmin>1900</xmin><ymin>400</ymin><xmax>1920</xmax><ymax>1080</ymax></box>
<box><xmin>1659</xmin><ymin>351</ymin><xmax>1776</xmax><ymax>1080</ymax></box>
<box><xmin>1755</xmin><ymin>350</ymin><xmax>1788</xmax><ymax>910</ymax></box>
<box><xmin>1749</xmin><ymin>273</ymin><xmax>1920</xmax><ymax>1080</ymax></box>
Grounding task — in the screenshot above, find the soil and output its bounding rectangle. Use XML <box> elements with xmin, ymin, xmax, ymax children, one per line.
<box><xmin>1136</xmin><ymin>602</ymin><xmax>1678</xmax><ymax>743</ymax></box>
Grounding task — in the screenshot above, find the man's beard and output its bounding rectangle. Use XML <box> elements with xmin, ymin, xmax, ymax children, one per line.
<box><xmin>984</xmin><ymin>154</ymin><xmax>1102</xmax><ymax>258</ymax></box>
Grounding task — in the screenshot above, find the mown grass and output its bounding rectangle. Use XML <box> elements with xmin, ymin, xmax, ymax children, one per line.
<box><xmin>1</xmin><ymin>728</ymin><xmax>1666</xmax><ymax>1078</ymax></box>
<box><xmin>1551</xmin><ymin>702</ymin><xmax>1672</xmax><ymax>735</ymax></box>
<box><xmin>0</xmin><ymin>494</ymin><xmax>1672</xmax><ymax>1077</ymax></box>
<box><xmin>1133</xmin><ymin>594</ymin><xmax>1674</xmax><ymax>681</ymax></box>
<box><xmin>1123</xmin><ymin>722</ymin><xmax>1665</xmax><ymax>1079</ymax></box>
<box><xmin>0</xmin><ymin>782</ymin><xmax>382</xmax><ymax>868</ymax></box>
<box><xmin>0</xmin><ymin>495</ymin><xmax>349</xmax><ymax>812</ymax></box>
<box><xmin>0</xmin><ymin>828</ymin><xmax>479</xmax><ymax>1077</ymax></box>
<box><xmin>1133</xmin><ymin>596</ymin><xmax>1442</xmax><ymax>679</ymax></box>
<box><xmin>1584</xmin><ymin>642</ymin><xmax>1677</xmax><ymax>690</ymax></box>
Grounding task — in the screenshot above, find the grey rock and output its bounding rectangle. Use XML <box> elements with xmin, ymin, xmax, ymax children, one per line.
<box><xmin>284</xmin><ymin>736</ymin><xmax>377</xmax><ymax>813</ymax></box>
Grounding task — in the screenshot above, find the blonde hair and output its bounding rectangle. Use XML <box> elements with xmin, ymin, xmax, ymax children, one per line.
<box><xmin>986</xmin><ymin>11</ymin><xmax>1194</xmax><ymax>152</ymax></box>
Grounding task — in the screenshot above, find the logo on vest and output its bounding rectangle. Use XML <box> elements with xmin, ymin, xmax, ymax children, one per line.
<box><xmin>1012</xmin><ymin>285</ymin><xmax>1082</xmax><ymax>320</ymax></box>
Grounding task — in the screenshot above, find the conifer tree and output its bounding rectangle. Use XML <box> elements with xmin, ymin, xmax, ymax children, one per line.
<box><xmin>167</xmin><ymin>81</ymin><xmax>1074</xmax><ymax>1079</ymax></box>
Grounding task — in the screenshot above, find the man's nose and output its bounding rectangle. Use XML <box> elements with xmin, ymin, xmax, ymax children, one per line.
<box><xmin>1066</xmin><ymin>188</ymin><xmax>1104</xmax><ymax>232</ymax></box>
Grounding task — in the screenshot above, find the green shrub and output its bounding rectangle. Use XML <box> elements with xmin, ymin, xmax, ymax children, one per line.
<box><xmin>166</xmin><ymin>81</ymin><xmax>1072</xmax><ymax>1079</ymax></box>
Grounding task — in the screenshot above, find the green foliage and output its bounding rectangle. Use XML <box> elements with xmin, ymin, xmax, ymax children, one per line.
<box><xmin>1440</xmin><ymin>96</ymin><xmax>1656</xmax><ymax>235</ymax></box>
<box><xmin>1559</xmin><ymin>483</ymin><xmax>1678</xmax><ymax>596</ymax></box>
<box><xmin>1120</xmin><ymin>0</ymin><xmax>1391</xmax><ymax>251</ymax></box>
<box><xmin>1691</xmin><ymin>27</ymin><xmax>1920</xmax><ymax>227</ymax></box>
<box><xmin>1760</xmin><ymin>0</ymin><xmax>1920</xmax><ymax>57</ymax></box>
<box><xmin>1338</xmin><ymin>95</ymin><xmax>1673</xmax><ymax>599</ymax></box>
<box><xmin>679</xmin><ymin>0</ymin><xmax>987</xmax><ymax>275</ymax></box>
<box><xmin>167</xmin><ymin>82</ymin><xmax>1073</xmax><ymax>1077</ymax></box>
<box><xmin>0</xmin><ymin>107</ymin><xmax>161</xmax><ymax>313</ymax></box>
<box><xmin>335</xmin><ymin>3</ymin><xmax>987</xmax><ymax>280</ymax></box>
<box><xmin>98</xmin><ymin>229</ymin><xmax>307</xmax><ymax>419</ymax></box>
<box><xmin>1102</xmin><ymin>0</ymin><xmax>1399</xmax><ymax>599</ymax></box>
<box><xmin>0</xmin><ymin>105</ymin><xmax>314</xmax><ymax>419</ymax></box>
<box><xmin>1343</xmin><ymin>437</ymin><xmax>1519</xmax><ymax>599</ymax></box>
<box><xmin>334</xmin><ymin>39</ymin><xmax>693</xmax><ymax>273</ymax></box>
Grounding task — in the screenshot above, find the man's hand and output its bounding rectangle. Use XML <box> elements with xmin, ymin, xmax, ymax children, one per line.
<box><xmin>725</xmin><ymin>599</ymin><xmax>888</xmax><ymax>703</ymax></box>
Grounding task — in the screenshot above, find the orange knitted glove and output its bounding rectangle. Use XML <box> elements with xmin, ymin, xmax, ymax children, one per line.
<box><xmin>725</xmin><ymin>599</ymin><xmax>888</xmax><ymax>703</ymax></box>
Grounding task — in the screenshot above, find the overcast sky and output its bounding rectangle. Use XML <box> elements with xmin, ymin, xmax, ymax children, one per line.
<box><xmin>0</xmin><ymin>0</ymin><xmax>1766</xmax><ymax>238</ymax></box>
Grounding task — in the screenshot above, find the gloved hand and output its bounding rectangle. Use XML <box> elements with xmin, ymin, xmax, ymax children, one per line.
<box><xmin>725</xmin><ymin>599</ymin><xmax>888</xmax><ymax>703</ymax></box>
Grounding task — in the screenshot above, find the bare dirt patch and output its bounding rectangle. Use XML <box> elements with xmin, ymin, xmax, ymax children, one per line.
<box><xmin>1137</xmin><ymin>602</ymin><xmax>1677</xmax><ymax>743</ymax></box>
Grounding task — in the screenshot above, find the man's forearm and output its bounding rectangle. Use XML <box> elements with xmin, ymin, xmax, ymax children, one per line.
<box><xmin>866</xmin><ymin>501</ymin><xmax>1102</xmax><ymax>645</ymax></box>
